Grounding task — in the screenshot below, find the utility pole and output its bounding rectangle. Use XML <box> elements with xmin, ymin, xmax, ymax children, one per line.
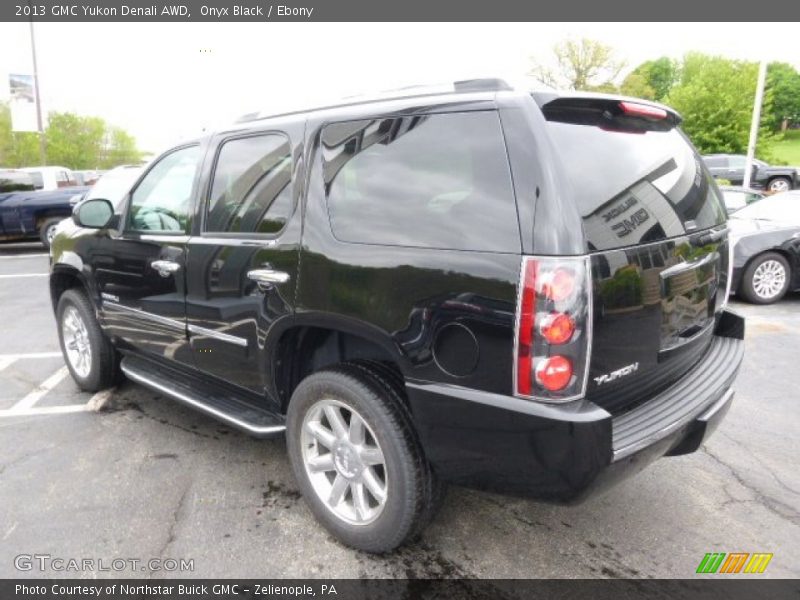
<box><xmin>29</xmin><ymin>15</ymin><xmax>46</xmax><ymax>165</ymax></box>
<box><xmin>743</xmin><ymin>60</ymin><xmax>767</xmax><ymax>189</ymax></box>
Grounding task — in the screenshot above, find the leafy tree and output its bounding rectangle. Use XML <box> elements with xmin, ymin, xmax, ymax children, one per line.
<box><xmin>44</xmin><ymin>112</ymin><xmax>106</xmax><ymax>168</ymax></box>
<box><xmin>0</xmin><ymin>103</ymin><xmax>141</xmax><ymax>169</ymax></box>
<box><xmin>0</xmin><ymin>103</ymin><xmax>43</xmax><ymax>166</ymax></box>
<box><xmin>620</xmin><ymin>57</ymin><xmax>678</xmax><ymax>101</ymax></box>
<box><xmin>666</xmin><ymin>53</ymin><xmax>774</xmax><ymax>157</ymax></box>
<box><xmin>765</xmin><ymin>62</ymin><xmax>800</xmax><ymax>131</ymax></box>
<box><xmin>530</xmin><ymin>38</ymin><xmax>626</xmax><ymax>92</ymax></box>
<box><xmin>619</xmin><ymin>71</ymin><xmax>656</xmax><ymax>100</ymax></box>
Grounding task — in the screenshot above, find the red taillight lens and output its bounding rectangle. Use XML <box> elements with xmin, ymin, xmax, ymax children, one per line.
<box><xmin>619</xmin><ymin>101</ymin><xmax>668</xmax><ymax>120</ymax></box>
<box><xmin>516</xmin><ymin>259</ymin><xmax>537</xmax><ymax>396</ymax></box>
<box><xmin>541</xmin><ymin>268</ymin><xmax>575</xmax><ymax>302</ymax></box>
<box><xmin>540</xmin><ymin>312</ymin><xmax>575</xmax><ymax>345</ymax></box>
<box><xmin>535</xmin><ymin>356</ymin><xmax>573</xmax><ymax>391</ymax></box>
<box><xmin>514</xmin><ymin>256</ymin><xmax>591</xmax><ymax>402</ymax></box>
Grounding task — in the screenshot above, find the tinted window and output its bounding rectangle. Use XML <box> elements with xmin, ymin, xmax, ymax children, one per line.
<box><xmin>206</xmin><ymin>134</ymin><xmax>293</xmax><ymax>234</ymax></box>
<box><xmin>322</xmin><ymin>111</ymin><xmax>520</xmax><ymax>252</ymax></box>
<box><xmin>543</xmin><ymin>111</ymin><xmax>726</xmax><ymax>252</ymax></box>
<box><xmin>128</xmin><ymin>146</ymin><xmax>200</xmax><ymax>233</ymax></box>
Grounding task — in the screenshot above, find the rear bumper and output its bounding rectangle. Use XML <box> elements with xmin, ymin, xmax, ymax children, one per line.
<box><xmin>405</xmin><ymin>310</ymin><xmax>745</xmax><ymax>502</ymax></box>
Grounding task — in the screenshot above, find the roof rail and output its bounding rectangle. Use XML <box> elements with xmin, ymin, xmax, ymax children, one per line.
<box><xmin>234</xmin><ymin>78</ymin><xmax>515</xmax><ymax>124</ymax></box>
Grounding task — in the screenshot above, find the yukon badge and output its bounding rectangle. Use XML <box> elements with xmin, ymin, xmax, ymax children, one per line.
<box><xmin>594</xmin><ymin>362</ymin><xmax>639</xmax><ymax>386</ymax></box>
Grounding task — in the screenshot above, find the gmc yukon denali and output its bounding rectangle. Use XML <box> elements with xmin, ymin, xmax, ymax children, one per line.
<box><xmin>49</xmin><ymin>79</ymin><xmax>745</xmax><ymax>552</ymax></box>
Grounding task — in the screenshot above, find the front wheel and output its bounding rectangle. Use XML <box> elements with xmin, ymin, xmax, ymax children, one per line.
<box><xmin>56</xmin><ymin>289</ymin><xmax>120</xmax><ymax>391</ymax></box>
<box><xmin>739</xmin><ymin>252</ymin><xmax>790</xmax><ymax>304</ymax></box>
<box><xmin>767</xmin><ymin>177</ymin><xmax>792</xmax><ymax>193</ymax></box>
<box><xmin>286</xmin><ymin>364</ymin><xmax>439</xmax><ymax>552</ymax></box>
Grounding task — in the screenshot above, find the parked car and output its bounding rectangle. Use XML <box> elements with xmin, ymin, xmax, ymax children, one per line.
<box><xmin>49</xmin><ymin>79</ymin><xmax>744</xmax><ymax>552</ymax></box>
<box><xmin>72</xmin><ymin>170</ymin><xmax>101</xmax><ymax>187</ymax></box>
<box><xmin>1</xmin><ymin>170</ymin><xmax>89</xmax><ymax>247</ymax></box>
<box><xmin>20</xmin><ymin>166</ymin><xmax>81</xmax><ymax>191</ymax></box>
<box><xmin>718</xmin><ymin>185</ymin><xmax>765</xmax><ymax>214</ymax></box>
<box><xmin>703</xmin><ymin>154</ymin><xmax>798</xmax><ymax>192</ymax></box>
<box><xmin>729</xmin><ymin>191</ymin><xmax>800</xmax><ymax>304</ymax></box>
<box><xmin>68</xmin><ymin>165</ymin><xmax>145</xmax><ymax>209</ymax></box>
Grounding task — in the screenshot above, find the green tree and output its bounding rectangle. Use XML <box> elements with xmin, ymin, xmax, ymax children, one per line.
<box><xmin>100</xmin><ymin>127</ymin><xmax>141</xmax><ymax>168</ymax></box>
<box><xmin>530</xmin><ymin>38</ymin><xmax>625</xmax><ymax>92</ymax></box>
<box><xmin>0</xmin><ymin>103</ymin><xmax>141</xmax><ymax>169</ymax></box>
<box><xmin>0</xmin><ymin>103</ymin><xmax>44</xmax><ymax>166</ymax></box>
<box><xmin>765</xmin><ymin>62</ymin><xmax>800</xmax><ymax>131</ymax></box>
<box><xmin>44</xmin><ymin>112</ymin><xmax>106</xmax><ymax>168</ymax></box>
<box><xmin>666</xmin><ymin>53</ymin><xmax>774</xmax><ymax>157</ymax></box>
<box><xmin>620</xmin><ymin>57</ymin><xmax>678</xmax><ymax>101</ymax></box>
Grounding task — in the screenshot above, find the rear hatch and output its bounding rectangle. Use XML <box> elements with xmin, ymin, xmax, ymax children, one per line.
<box><xmin>539</xmin><ymin>95</ymin><xmax>730</xmax><ymax>415</ymax></box>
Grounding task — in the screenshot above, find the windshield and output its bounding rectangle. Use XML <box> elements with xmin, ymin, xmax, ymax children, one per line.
<box><xmin>86</xmin><ymin>167</ymin><xmax>143</xmax><ymax>209</ymax></box>
<box><xmin>731</xmin><ymin>192</ymin><xmax>800</xmax><ymax>225</ymax></box>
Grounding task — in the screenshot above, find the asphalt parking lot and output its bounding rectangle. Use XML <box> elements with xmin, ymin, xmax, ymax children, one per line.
<box><xmin>0</xmin><ymin>241</ymin><xmax>798</xmax><ymax>579</ymax></box>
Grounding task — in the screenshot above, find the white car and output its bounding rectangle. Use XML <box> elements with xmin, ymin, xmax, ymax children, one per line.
<box><xmin>21</xmin><ymin>166</ymin><xmax>80</xmax><ymax>191</ymax></box>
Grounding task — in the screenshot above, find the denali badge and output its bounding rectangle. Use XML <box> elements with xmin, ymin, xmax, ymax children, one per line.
<box><xmin>594</xmin><ymin>362</ymin><xmax>639</xmax><ymax>386</ymax></box>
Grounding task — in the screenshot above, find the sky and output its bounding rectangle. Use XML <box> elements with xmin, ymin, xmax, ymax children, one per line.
<box><xmin>1</xmin><ymin>22</ymin><xmax>798</xmax><ymax>155</ymax></box>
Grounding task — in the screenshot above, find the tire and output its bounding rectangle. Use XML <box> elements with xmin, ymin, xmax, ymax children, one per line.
<box><xmin>286</xmin><ymin>363</ymin><xmax>438</xmax><ymax>552</ymax></box>
<box><xmin>767</xmin><ymin>177</ymin><xmax>792</xmax><ymax>193</ymax></box>
<box><xmin>56</xmin><ymin>289</ymin><xmax>120</xmax><ymax>392</ymax></box>
<box><xmin>739</xmin><ymin>252</ymin><xmax>791</xmax><ymax>304</ymax></box>
<box><xmin>39</xmin><ymin>218</ymin><xmax>63</xmax><ymax>249</ymax></box>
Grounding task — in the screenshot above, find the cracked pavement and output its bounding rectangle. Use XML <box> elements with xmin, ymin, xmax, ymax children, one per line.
<box><xmin>0</xmin><ymin>246</ymin><xmax>798</xmax><ymax>578</ymax></box>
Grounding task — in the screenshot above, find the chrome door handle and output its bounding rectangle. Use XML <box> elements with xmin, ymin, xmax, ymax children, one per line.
<box><xmin>151</xmin><ymin>260</ymin><xmax>181</xmax><ymax>277</ymax></box>
<box><xmin>247</xmin><ymin>268</ymin><xmax>290</xmax><ymax>290</ymax></box>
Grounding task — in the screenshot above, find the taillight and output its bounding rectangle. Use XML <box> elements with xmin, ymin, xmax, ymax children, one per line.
<box><xmin>619</xmin><ymin>101</ymin><xmax>668</xmax><ymax>120</ymax></box>
<box><xmin>514</xmin><ymin>256</ymin><xmax>592</xmax><ymax>402</ymax></box>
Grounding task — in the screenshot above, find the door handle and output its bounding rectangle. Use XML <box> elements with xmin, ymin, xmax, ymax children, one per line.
<box><xmin>151</xmin><ymin>260</ymin><xmax>181</xmax><ymax>278</ymax></box>
<box><xmin>247</xmin><ymin>268</ymin><xmax>290</xmax><ymax>290</ymax></box>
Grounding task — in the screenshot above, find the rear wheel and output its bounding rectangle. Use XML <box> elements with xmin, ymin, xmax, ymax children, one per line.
<box><xmin>767</xmin><ymin>177</ymin><xmax>791</xmax><ymax>193</ymax></box>
<box><xmin>39</xmin><ymin>218</ymin><xmax>63</xmax><ymax>248</ymax></box>
<box><xmin>56</xmin><ymin>289</ymin><xmax>120</xmax><ymax>391</ymax></box>
<box><xmin>286</xmin><ymin>364</ymin><xmax>439</xmax><ymax>552</ymax></box>
<box><xmin>739</xmin><ymin>252</ymin><xmax>790</xmax><ymax>304</ymax></box>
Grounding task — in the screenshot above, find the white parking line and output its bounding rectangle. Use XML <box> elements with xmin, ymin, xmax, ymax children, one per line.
<box><xmin>0</xmin><ymin>357</ymin><xmax>16</xmax><ymax>372</ymax></box>
<box><xmin>10</xmin><ymin>366</ymin><xmax>70</xmax><ymax>411</ymax></box>
<box><xmin>0</xmin><ymin>352</ymin><xmax>61</xmax><ymax>359</ymax></box>
<box><xmin>0</xmin><ymin>274</ymin><xmax>48</xmax><ymax>279</ymax></box>
<box><xmin>0</xmin><ymin>253</ymin><xmax>48</xmax><ymax>259</ymax></box>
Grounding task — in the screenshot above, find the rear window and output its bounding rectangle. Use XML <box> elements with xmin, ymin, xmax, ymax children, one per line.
<box><xmin>322</xmin><ymin>111</ymin><xmax>520</xmax><ymax>253</ymax></box>
<box><xmin>543</xmin><ymin>100</ymin><xmax>727</xmax><ymax>252</ymax></box>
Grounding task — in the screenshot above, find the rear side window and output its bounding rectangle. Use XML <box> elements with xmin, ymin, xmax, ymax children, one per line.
<box><xmin>321</xmin><ymin>111</ymin><xmax>520</xmax><ymax>252</ymax></box>
<box><xmin>206</xmin><ymin>134</ymin><xmax>293</xmax><ymax>235</ymax></box>
<box><xmin>542</xmin><ymin>99</ymin><xmax>727</xmax><ymax>252</ymax></box>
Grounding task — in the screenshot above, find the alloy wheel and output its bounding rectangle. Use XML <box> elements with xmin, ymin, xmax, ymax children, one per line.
<box><xmin>62</xmin><ymin>306</ymin><xmax>92</xmax><ymax>378</ymax></box>
<box><xmin>752</xmin><ymin>259</ymin><xmax>786</xmax><ymax>300</ymax></box>
<box><xmin>300</xmin><ymin>399</ymin><xmax>388</xmax><ymax>526</ymax></box>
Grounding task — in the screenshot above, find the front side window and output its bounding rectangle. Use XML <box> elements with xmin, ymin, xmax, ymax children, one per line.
<box><xmin>206</xmin><ymin>134</ymin><xmax>293</xmax><ymax>235</ymax></box>
<box><xmin>321</xmin><ymin>111</ymin><xmax>520</xmax><ymax>252</ymax></box>
<box><xmin>128</xmin><ymin>146</ymin><xmax>200</xmax><ymax>233</ymax></box>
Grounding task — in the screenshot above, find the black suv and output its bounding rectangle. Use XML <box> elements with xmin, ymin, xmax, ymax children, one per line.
<box><xmin>50</xmin><ymin>80</ymin><xmax>744</xmax><ymax>552</ymax></box>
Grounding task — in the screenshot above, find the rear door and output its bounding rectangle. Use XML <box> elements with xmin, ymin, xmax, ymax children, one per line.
<box><xmin>184</xmin><ymin>124</ymin><xmax>303</xmax><ymax>397</ymax></box>
<box><xmin>540</xmin><ymin>97</ymin><xmax>729</xmax><ymax>414</ymax></box>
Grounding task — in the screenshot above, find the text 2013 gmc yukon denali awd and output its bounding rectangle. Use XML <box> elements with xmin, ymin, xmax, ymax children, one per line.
<box><xmin>49</xmin><ymin>79</ymin><xmax>744</xmax><ymax>552</ymax></box>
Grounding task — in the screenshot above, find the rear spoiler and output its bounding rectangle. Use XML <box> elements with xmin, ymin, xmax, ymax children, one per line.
<box><xmin>533</xmin><ymin>92</ymin><xmax>682</xmax><ymax>132</ymax></box>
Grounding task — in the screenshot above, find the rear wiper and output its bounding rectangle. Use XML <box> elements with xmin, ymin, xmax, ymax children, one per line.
<box><xmin>691</xmin><ymin>226</ymin><xmax>728</xmax><ymax>247</ymax></box>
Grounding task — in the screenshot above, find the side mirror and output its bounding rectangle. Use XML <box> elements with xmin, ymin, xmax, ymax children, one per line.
<box><xmin>73</xmin><ymin>198</ymin><xmax>114</xmax><ymax>229</ymax></box>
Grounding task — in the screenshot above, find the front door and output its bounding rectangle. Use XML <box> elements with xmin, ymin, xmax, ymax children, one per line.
<box><xmin>185</xmin><ymin>128</ymin><xmax>301</xmax><ymax>400</ymax></box>
<box><xmin>94</xmin><ymin>145</ymin><xmax>202</xmax><ymax>367</ymax></box>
